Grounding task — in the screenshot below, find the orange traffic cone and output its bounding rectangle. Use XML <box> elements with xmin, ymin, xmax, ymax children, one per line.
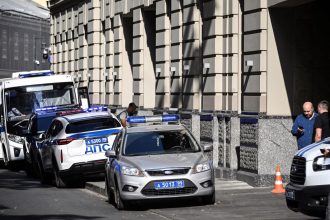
<box><xmin>271</xmin><ymin>165</ymin><xmax>285</xmax><ymax>193</ymax></box>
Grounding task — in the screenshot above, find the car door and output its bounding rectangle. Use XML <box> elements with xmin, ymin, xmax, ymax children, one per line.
<box><xmin>108</xmin><ymin>132</ymin><xmax>123</xmax><ymax>188</ymax></box>
<box><xmin>42</xmin><ymin>120</ymin><xmax>63</xmax><ymax>170</ymax></box>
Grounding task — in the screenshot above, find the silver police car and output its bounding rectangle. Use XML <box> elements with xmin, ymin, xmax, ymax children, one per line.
<box><xmin>105</xmin><ymin>115</ymin><xmax>215</xmax><ymax>210</ymax></box>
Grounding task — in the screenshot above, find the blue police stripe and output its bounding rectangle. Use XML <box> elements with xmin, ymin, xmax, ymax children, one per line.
<box><xmin>67</xmin><ymin>128</ymin><xmax>121</xmax><ymax>139</ymax></box>
<box><xmin>298</xmin><ymin>137</ymin><xmax>330</xmax><ymax>157</ymax></box>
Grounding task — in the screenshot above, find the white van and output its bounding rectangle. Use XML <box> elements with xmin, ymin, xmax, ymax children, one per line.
<box><xmin>0</xmin><ymin>70</ymin><xmax>88</xmax><ymax>168</ymax></box>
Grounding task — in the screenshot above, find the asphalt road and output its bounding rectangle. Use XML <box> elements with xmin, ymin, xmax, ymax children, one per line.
<box><xmin>0</xmin><ymin>168</ymin><xmax>320</xmax><ymax>220</ymax></box>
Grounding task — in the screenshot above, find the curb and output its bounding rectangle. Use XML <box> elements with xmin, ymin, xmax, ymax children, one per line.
<box><xmin>85</xmin><ymin>182</ymin><xmax>107</xmax><ymax>197</ymax></box>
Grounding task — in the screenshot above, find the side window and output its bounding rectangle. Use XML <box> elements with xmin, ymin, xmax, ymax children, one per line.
<box><xmin>114</xmin><ymin>132</ymin><xmax>122</xmax><ymax>155</ymax></box>
<box><xmin>52</xmin><ymin>121</ymin><xmax>63</xmax><ymax>137</ymax></box>
<box><xmin>46</xmin><ymin>121</ymin><xmax>57</xmax><ymax>139</ymax></box>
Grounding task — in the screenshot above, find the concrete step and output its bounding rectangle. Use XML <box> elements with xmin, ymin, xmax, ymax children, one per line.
<box><xmin>215</xmin><ymin>179</ymin><xmax>254</xmax><ymax>191</ymax></box>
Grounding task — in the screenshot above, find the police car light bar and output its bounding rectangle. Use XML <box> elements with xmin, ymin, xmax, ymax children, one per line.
<box><xmin>84</xmin><ymin>106</ymin><xmax>108</xmax><ymax>112</ymax></box>
<box><xmin>127</xmin><ymin>114</ymin><xmax>180</xmax><ymax>124</ymax></box>
<box><xmin>35</xmin><ymin>106</ymin><xmax>58</xmax><ymax>112</ymax></box>
<box><xmin>12</xmin><ymin>70</ymin><xmax>55</xmax><ymax>78</ymax></box>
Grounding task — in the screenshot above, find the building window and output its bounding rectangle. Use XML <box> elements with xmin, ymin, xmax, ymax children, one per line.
<box><xmin>2</xmin><ymin>30</ymin><xmax>8</xmax><ymax>59</ymax></box>
<box><xmin>14</xmin><ymin>32</ymin><xmax>19</xmax><ymax>60</ymax></box>
<box><xmin>24</xmin><ymin>33</ymin><xmax>29</xmax><ymax>61</ymax></box>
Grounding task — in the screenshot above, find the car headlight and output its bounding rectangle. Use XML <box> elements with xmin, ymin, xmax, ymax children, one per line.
<box><xmin>313</xmin><ymin>156</ymin><xmax>330</xmax><ymax>171</ymax></box>
<box><xmin>121</xmin><ymin>166</ymin><xmax>144</xmax><ymax>176</ymax></box>
<box><xmin>8</xmin><ymin>134</ymin><xmax>24</xmax><ymax>144</ymax></box>
<box><xmin>194</xmin><ymin>162</ymin><xmax>211</xmax><ymax>173</ymax></box>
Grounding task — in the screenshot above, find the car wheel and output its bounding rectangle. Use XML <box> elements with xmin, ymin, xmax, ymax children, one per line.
<box><xmin>105</xmin><ymin>177</ymin><xmax>115</xmax><ymax>204</ymax></box>
<box><xmin>202</xmin><ymin>192</ymin><xmax>215</xmax><ymax>205</ymax></box>
<box><xmin>114</xmin><ymin>181</ymin><xmax>126</xmax><ymax>210</ymax></box>
<box><xmin>37</xmin><ymin>157</ymin><xmax>51</xmax><ymax>184</ymax></box>
<box><xmin>23</xmin><ymin>145</ymin><xmax>36</xmax><ymax>177</ymax></box>
<box><xmin>54</xmin><ymin>167</ymin><xmax>67</xmax><ymax>188</ymax></box>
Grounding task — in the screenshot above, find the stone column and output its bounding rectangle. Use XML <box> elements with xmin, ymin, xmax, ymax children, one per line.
<box><xmin>182</xmin><ymin>1</ymin><xmax>201</xmax><ymax>110</ymax></box>
<box><xmin>104</xmin><ymin>0</ymin><xmax>115</xmax><ymax>105</ymax></box>
<box><xmin>170</xmin><ymin>0</ymin><xmax>183</xmax><ymax>108</ymax></box>
<box><xmin>113</xmin><ymin>12</ymin><xmax>123</xmax><ymax>106</ymax></box>
<box><xmin>155</xmin><ymin>0</ymin><xmax>171</xmax><ymax>109</ymax></box>
<box><xmin>86</xmin><ymin>0</ymin><xmax>102</xmax><ymax>104</ymax></box>
<box><xmin>132</xmin><ymin>8</ymin><xmax>144</xmax><ymax>106</ymax></box>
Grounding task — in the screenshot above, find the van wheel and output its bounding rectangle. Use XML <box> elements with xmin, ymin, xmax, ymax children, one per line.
<box><xmin>2</xmin><ymin>145</ymin><xmax>8</xmax><ymax>166</ymax></box>
<box><xmin>0</xmin><ymin>160</ymin><xmax>5</xmax><ymax>168</ymax></box>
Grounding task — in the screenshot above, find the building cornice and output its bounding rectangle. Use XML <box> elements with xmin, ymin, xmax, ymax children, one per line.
<box><xmin>49</xmin><ymin>0</ymin><xmax>82</xmax><ymax>15</ymax></box>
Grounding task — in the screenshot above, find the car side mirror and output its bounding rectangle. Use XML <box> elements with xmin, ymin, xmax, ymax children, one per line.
<box><xmin>203</xmin><ymin>144</ymin><xmax>213</xmax><ymax>152</ymax></box>
<box><xmin>105</xmin><ymin>150</ymin><xmax>116</xmax><ymax>158</ymax></box>
<box><xmin>38</xmin><ymin>133</ymin><xmax>46</xmax><ymax>140</ymax></box>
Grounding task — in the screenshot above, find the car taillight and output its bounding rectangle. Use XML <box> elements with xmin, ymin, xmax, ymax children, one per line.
<box><xmin>55</xmin><ymin>138</ymin><xmax>75</xmax><ymax>145</ymax></box>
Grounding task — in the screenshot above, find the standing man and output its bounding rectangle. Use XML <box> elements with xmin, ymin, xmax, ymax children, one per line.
<box><xmin>117</xmin><ymin>102</ymin><xmax>137</xmax><ymax>127</ymax></box>
<box><xmin>291</xmin><ymin>102</ymin><xmax>318</xmax><ymax>149</ymax></box>
<box><xmin>314</xmin><ymin>100</ymin><xmax>330</xmax><ymax>142</ymax></box>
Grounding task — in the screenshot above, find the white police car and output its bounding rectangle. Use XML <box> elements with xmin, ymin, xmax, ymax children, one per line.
<box><xmin>36</xmin><ymin>110</ymin><xmax>122</xmax><ymax>187</ymax></box>
<box><xmin>105</xmin><ymin>115</ymin><xmax>215</xmax><ymax>210</ymax></box>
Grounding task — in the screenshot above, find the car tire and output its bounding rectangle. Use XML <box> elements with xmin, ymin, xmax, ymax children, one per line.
<box><xmin>201</xmin><ymin>192</ymin><xmax>215</xmax><ymax>205</ymax></box>
<box><xmin>105</xmin><ymin>177</ymin><xmax>115</xmax><ymax>204</ymax></box>
<box><xmin>54</xmin><ymin>167</ymin><xmax>67</xmax><ymax>188</ymax></box>
<box><xmin>37</xmin><ymin>157</ymin><xmax>52</xmax><ymax>184</ymax></box>
<box><xmin>23</xmin><ymin>145</ymin><xmax>36</xmax><ymax>177</ymax></box>
<box><xmin>114</xmin><ymin>181</ymin><xmax>126</xmax><ymax>210</ymax></box>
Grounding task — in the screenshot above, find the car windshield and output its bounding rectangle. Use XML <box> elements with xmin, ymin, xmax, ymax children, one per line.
<box><xmin>123</xmin><ymin>130</ymin><xmax>200</xmax><ymax>156</ymax></box>
<box><xmin>5</xmin><ymin>82</ymin><xmax>76</xmax><ymax>116</ymax></box>
<box><xmin>5</xmin><ymin>82</ymin><xmax>76</xmax><ymax>135</ymax></box>
<box><xmin>65</xmin><ymin>117</ymin><xmax>121</xmax><ymax>133</ymax></box>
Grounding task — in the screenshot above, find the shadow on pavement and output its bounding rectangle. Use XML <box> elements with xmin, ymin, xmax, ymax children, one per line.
<box><xmin>0</xmin><ymin>170</ymin><xmax>52</xmax><ymax>190</ymax></box>
<box><xmin>0</xmin><ymin>205</ymin><xmax>10</xmax><ymax>210</ymax></box>
<box><xmin>107</xmin><ymin>197</ymin><xmax>209</xmax><ymax>211</ymax></box>
<box><xmin>0</xmin><ymin>214</ymin><xmax>103</xmax><ymax>220</ymax></box>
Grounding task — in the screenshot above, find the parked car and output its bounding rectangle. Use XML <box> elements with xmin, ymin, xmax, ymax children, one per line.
<box><xmin>105</xmin><ymin>115</ymin><xmax>215</xmax><ymax>210</ymax></box>
<box><xmin>286</xmin><ymin>138</ymin><xmax>330</xmax><ymax>218</ymax></box>
<box><xmin>30</xmin><ymin>109</ymin><xmax>122</xmax><ymax>187</ymax></box>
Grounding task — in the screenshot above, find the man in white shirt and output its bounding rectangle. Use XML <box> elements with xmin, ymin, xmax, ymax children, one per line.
<box><xmin>117</xmin><ymin>102</ymin><xmax>137</xmax><ymax>127</ymax></box>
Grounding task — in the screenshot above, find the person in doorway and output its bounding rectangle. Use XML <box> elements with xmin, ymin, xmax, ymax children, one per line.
<box><xmin>117</xmin><ymin>102</ymin><xmax>138</xmax><ymax>127</ymax></box>
<box><xmin>291</xmin><ymin>101</ymin><xmax>318</xmax><ymax>149</ymax></box>
<box><xmin>314</xmin><ymin>100</ymin><xmax>330</xmax><ymax>142</ymax></box>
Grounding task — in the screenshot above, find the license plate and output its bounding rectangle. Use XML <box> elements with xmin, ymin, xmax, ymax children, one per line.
<box><xmin>85</xmin><ymin>137</ymin><xmax>108</xmax><ymax>145</ymax></box>
<box><xmin>285</xmin><ymin>189</ymin><xmax>295</xmax><ymax>200</ymax></box>
<box><xmin>154</xmin><ymin>180</ymin><xmax>185</xmax><ymax>189</ymax></box>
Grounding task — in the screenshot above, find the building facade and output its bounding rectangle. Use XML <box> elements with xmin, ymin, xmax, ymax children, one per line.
<box><xmin>0</xmin><ymin>0</ymin><xmax>50</xmax><ymax>77</ymax></box>
<box><xmin>49</xmin><ymin>0</ymin><xmax>330</xmax><ymax>186</ymax></box>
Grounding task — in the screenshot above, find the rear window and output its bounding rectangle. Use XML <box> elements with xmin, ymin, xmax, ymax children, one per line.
<box><xmin>65</xmin><ymin>117</ymin><xmax>121</xmax><ymax>133</ymax></box>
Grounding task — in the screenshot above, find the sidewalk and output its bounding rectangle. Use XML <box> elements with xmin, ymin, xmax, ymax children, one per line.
<box><xmin>85</xmin><ymin>179</ymin><xmax>255</xmax><ymax>197</ymax></box>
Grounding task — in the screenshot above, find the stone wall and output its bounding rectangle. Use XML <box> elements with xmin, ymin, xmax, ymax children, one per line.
<box><xmin>239</xmin><ymin>116</ymin><xmax>258</xmax><ymax>174</ymax></box>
